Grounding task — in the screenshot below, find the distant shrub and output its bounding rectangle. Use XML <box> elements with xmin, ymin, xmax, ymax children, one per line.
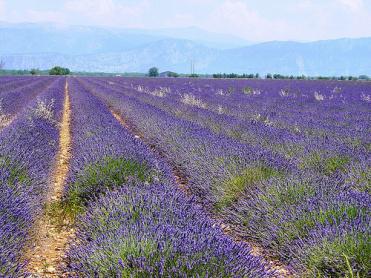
<box><xmin>279</xmin><ymin>88</ymin><xmax>290</xmax><ymax>97</ymax></box>
<box><xmin>148</xmin><ymin>67</ymin><xmax>159</xmax><ymax>77</ymax></box>
<box><xmin>49</xmin><ymin>66</ymin><xmax>70</xmax><ymax>75</ymax></box>
<box><xmin>181</xmin><ymin>93</ymin><xmax>207</xmax><ymax>109</ymax></box>
<box><xmin>215</xmin><ymin>89</ymin><xmax>225</xmax><ymax>96</ymax></box>
<box><xmin>28</xmin><ymin>99</ymin><xmax>56</xmax><ymax>124</ymax></box>
<box><xmin>243</xmin><ymin>87</ymin><xmax>253</xmax><ymax>95</ymax></box>
<box><xmin>0</xmin><ymin>98</ymin><xmax>11</xmax><ymax>128</ymax></box>
<box><xmin>360</xmin><ymin>93</ymin><xmax>371</xmax><ymax>103</ymax></box>
<box><xmin>30</xmin><ymin>68</ymin><xmax>39</xmax><ymax>75</ymax></box>
<box><xmin>358</xmin><ymin>75</ymin><xmax>369</xmax><ymax>80</ymax></box>
<box><xmin>151</xmin><ymin>87</ymin><xmax>170</xmax><ymax>98</ymax></box>
<box><xmin>314</xmin><ymin>91</ymin><xmax>325</xmax><ymax>101</ymax></box>
<box><xmin>213</xmin><ymin>73</ymin><xmax>260</xmax><ymax>79</ymax></box>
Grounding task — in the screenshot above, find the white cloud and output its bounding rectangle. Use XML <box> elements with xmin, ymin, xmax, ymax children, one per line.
<box><xmin>0</xmin><ymin>0</ymin><xmax>5</xmax><ymax>17</ymax></box>
<box><xmin>171</xmin><ymin>13</ymin><xmax>196</xmax><ymax>26</ymax></box>
<box><xmin>64</xmin><ymin>0</ymin><xmax>150</xmax><ymax>27</ymax></box>
<box><xmin>338</xmin><ymin>0</ymin><xmax>364</xmax><ymax>11</ymax></box>
<box><xmin>203</xmin><ymin>0</ymin><xmax>287</xmax><ymax>41</ymax></box>
<box><xmin>24</xmin><ymin>10</ymin><xmax>66</xmax><ymax>23</ymax></box>
<box><xmin>0</xmin><ymin>0</ymin><xmax>370</xmax><ymax>41</ymax></box>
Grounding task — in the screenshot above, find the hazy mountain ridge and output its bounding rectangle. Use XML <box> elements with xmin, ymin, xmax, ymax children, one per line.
<box><xmin>1</xmin><ymin>23</ymin><xmax>370</xmax><ymax>75</ymax></box>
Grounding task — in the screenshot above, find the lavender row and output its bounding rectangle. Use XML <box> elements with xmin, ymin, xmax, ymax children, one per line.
<box><xmin>67</xmin><ymin>184</ymin><xmax>272</xmax><ymax>277</ymax></box>
<box><xmin>79</xmin><ymin>77</ymin><xmax>293</xmax><ymax>203</ymax></box>
<box><xmin>81</xmin><ymin>77</ymin><xmax>370</xmax><ymax>276</ymax></box>
<box><xmin>96</xmin><ymin>78</ymin><xmax>369</xmax><ymax>200</ymax></box>
<box><xmin>0</xmin><ymin>77</ymin><xmax>55</xmax><ymax>127</ymax></box>
<box><xmin>115</xmin><ymin>77</ymin><xmax>370</xmax><ymax>130</ymax></box>
<box><xmin>0</xmin><ymin>77</ymin><xmax>65</xmax><ymax>276</ymax></box>
<box><xmin>91</xmin><ymin>78</ymin><xmax>369</xmax><ymax>206</ymax></box>
<box><xmin>90</xmin><ymin>77</ymin><xmax>368</xmax><ymax>171</ymax></box>
<box><xmin>221</xmin><ymin>172</ymin><xmax>370</xmax><ymax>276</ymax></box>
<box><xmin>65</xmin><ymin>78</ymin><xmax>170</xmax><ymax>190</ymax></box>
<box><xmin>63</xmin><ymin>78</ymin><xmax>272</xmax><ymax>276</ymax></box>
<box><xmin>109</xmin><ymin>77</ymin><xmax>370</xmax><ymax>148</ymax></box>
<box><xmin>0</xmin><ymin>76</ymin><xmax>36</xmax><ymax>92</ymax></box>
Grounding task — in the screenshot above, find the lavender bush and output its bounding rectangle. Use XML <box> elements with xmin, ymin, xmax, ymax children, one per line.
<box><xmin>62</xmin><ymin>78</ymin><xmax>272</xmax><ymax>276</ymax></box>
<box><xmin>81</xmin><ymin>77</ymin><xmax>370</xmax><ymax>276</ymax></box>
<box><xmin>0</xmin><ymin>77</ymin><xmax>65</xmax><ymax>276</ymax></box>
<box><xmin>0</xmin><ymin>75</ymin><xmax>368</xmax><ymax>276</ymax></box>
<box><xmin>66</xmin><ymin>184</ymin><xmax>272</xmax><ymax>277</ymax></box>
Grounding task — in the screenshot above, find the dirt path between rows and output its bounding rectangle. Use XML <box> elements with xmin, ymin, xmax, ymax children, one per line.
<box><xmin>110</xmin><ymin>109</ymin><xmax>294</xmax><ymax>277</ymax></box>
<box><xmin>25</xmin><ymin>80</ymin><xmax>73</xmax><ymax>277</ymax></box>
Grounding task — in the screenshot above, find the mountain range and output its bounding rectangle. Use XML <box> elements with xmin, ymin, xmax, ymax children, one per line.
<box><xmin>0</xmin><ymin>22</ymin><xmax>370</xmax><ymax>76</ymax></box>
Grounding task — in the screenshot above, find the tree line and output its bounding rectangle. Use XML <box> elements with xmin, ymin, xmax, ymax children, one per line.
<box><xmin>148</xmin><ymin>67</ymin><xmax>369</xmax><ymax>80</ymax></box>
<box><xmin>0</xmin><ymin>61</ymin><xmax>369</xmax><ymax>81</ymax></box>
<box><xmin>213</xmin><ymin>72</ymin><xmax>369</xmax><ymax>81</ymax></box>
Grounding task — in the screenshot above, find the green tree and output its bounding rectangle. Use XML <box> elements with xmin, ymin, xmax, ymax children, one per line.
<box><xmin>148</xmin><ymin>67</ymin><xmax>159</xmax><ymax>77</ymax></box>
<box><xmin>358</xmin><ymin>75</ymin><xmax>369</xmax><ymax>80</ymax></box>
<box><xmin>49</xmin><ymin>66</ymin><xmax>70</xmax><ymax>75</ymax></box>
<box><xmin>30</xmin><ymin>68</ymin><xmax>39</xmax><ymax>75</ymax></box>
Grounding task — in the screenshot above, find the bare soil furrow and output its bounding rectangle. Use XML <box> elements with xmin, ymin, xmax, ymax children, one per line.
<box><xmin>25</xmin><ymin>80</ymin><xmax>73</xmax><ymax>277</ymax></box>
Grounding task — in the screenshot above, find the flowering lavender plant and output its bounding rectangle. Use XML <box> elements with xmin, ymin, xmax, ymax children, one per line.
<box><xmin>0</xmin><ymin>77</ymin><xmax>64</xmax><ymax>276</ymax></box>
<box><xmin>62</xmin><ymin>78</ymin><xmax>272</xmax><ymax>276</ymax></box>
<box><xmin>80</xmin><ymin>76</ymin><xmax>370</xmax><ymax>276</ymax></box>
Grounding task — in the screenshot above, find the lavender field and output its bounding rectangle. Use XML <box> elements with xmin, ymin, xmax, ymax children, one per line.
<box><xmin>0</xmin><ymin>76</ymin><xmax>370</xmax><ymax>277</ymax></box>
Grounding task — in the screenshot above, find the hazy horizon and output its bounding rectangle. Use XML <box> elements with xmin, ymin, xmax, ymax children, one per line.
<box><xmin>0</xmin><ymin>0</ymin><xmax>370</xmax><ymax>42</ymax></box>
<box><xmin>1</xmin><ymin>1</ymin><xmax>370</xmax><ymax>75</ymax></box>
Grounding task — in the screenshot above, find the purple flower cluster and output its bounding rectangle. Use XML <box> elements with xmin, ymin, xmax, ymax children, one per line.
<box><xmin>67</xmin><ymin>184</ymin><xmax>271</xmax><ymax>277</ymax></box>
<box><xmin>0</xmin><ymin>77</ymin><xmax>65</xmax><ymax>276</ymax></box>
<box><xmin>0</xmin><ymin>76</ymin><xmax>40</xmax><ymax>92</ymax></box>
<box><xmin>80</xmin><ymin>77</ymin><xmax>294</xmax><ymax>206</ymax></box>
<box><xmin>0</xmin><ymin>75</ymin><xmax>368</xmax><ymax>276</ymax></box>
<box><xmin>79</xmin><ymin>76</ymin><xmax>370</xmax><ymax>276</ymax></box>
<box><xmin>0</xmin><ymin>76</ymin><xmax>56</xmax><ymax>117</ymax></box>
<box><xmin>65</xmin><ymin>78</ymin><xmax>171</xmax><ymax>186</ymax></box>
<box><xmin>63</xmin><ymin>78</ymin><xmax>272</xmax><ymax>276</ymax></box>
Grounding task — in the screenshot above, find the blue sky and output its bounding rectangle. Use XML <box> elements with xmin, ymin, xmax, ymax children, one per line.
<box><xmin>0</xmin><ymin>0</ymin><xmax>370</xmax><ymax>41</ymax></box>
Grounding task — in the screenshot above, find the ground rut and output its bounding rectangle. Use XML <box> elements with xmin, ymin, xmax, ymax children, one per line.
<box><xmin>25</xmin><ymin>80</ymin><xmax>73</xmax><ymax>277</ymax></box>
